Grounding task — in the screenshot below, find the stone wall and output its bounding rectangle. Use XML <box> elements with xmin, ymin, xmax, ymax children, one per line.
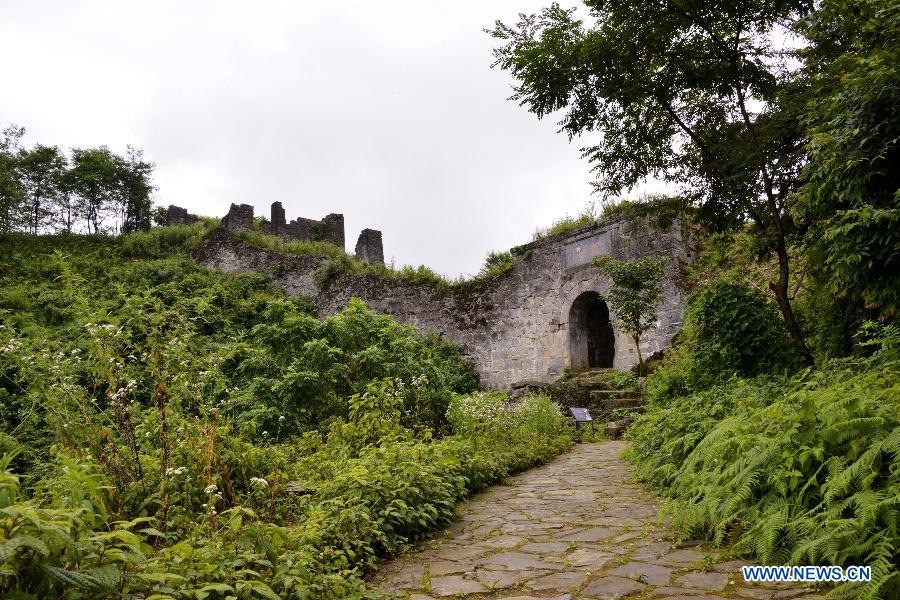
<box><xmin>355</xmin><ymin>229</ymin><xmax>385</xmax><ymax>264</ymax></box>
<box><xmin>220</xmin><ymin>203</ymin><xmax>255</xmax><ymax>231</ymax></box>
<box><xmin>194</xmin><ymin>214</ymin><xmax>691</xmax><ymax>389</ymax></box>
<box><xmin>169</xmin><ymin>202</ymin><xmax>383</xmax><ymax>261</ymax></box>
<box><xmin>165</xmin><ymin>205</ymin><xmax>199</xmax><ymax>226</ymax></box>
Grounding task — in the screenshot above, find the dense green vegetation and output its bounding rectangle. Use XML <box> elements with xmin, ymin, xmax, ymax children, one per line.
<box><xmin>628</xmin><ymin>318</ymin><xmax>898</xmax><ymax>598</ymax></box>
<box><xmin>624</xmin><ymin>222</ymin><xmax>897</xmax><ymax>600</ymax></box>
<box><xmin>0</xmin><ymin>227</ymin><xmax>572</xmax><ymax>598</ymax></box>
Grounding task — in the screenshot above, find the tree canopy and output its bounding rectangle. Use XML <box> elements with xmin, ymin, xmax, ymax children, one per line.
<box><xmin>0</xmin><ymin>126</ymin><xmax>155</xmax><ymax>235</ymax></box>
<box><xmin>490</xmin><ymin>0</ymin><xmax>898</xmax><ymax>358</ymax></box>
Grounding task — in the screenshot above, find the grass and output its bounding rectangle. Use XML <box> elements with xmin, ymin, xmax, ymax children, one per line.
<box><xmin>232</xmin><ymin>227</ymin><xmax>518</xmax><ymax>289</ymax></box>
<box><xmin>234</xmin><ymin>229</ymin><xmax>348</xmax><ymax>259</ymax></box>
<box><xmin>531</xmin><ymin>196</ymin><xmax>689</xmax><ymax>242</ymax></box>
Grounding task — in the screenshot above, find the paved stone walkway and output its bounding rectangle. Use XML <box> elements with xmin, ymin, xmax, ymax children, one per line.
<box><xmin>372</xmin><ymin>442</ymin><xmax>820</xmax><ymax>599</ymax></box>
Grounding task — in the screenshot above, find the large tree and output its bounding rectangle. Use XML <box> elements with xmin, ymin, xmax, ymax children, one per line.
<box><xmin>116</xmin><ymin>146</ymin><xmax>155</xmax><ymax>233</ymax></box>
<box><xmin>16</xmin><ymin>144</ymin><xmax>67</xmax><ymax>234</ymax></box>
<box><xmin>68</xmin><ymin>147</ymin><xmax>121</xmax><ymax>234</ymax></box>
<box><xmin>490</xmin><ymin>0</ymin><xmax>814</xmax><ymax>360</ymax></box>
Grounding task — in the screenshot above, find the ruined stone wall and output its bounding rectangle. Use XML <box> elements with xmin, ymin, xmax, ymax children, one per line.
<box><xmin>170</xmin><ymin>202</ymin><xmax>383</xmax><ymax>263</ymax></box>
<box><xmin>220</xmin><ymin>203</ymin><xmax>255</xmax><ymax>231</ymax></box>
<box><xmin>355</xmin><ymin>229</ymin><xmax>385</xmax><ymax>265</ymax></box>
<box><xmin>194</xmin><ymin>228</ymin><xmax>323</xmax><ymax>298</ymax></box>
<box><xmin>194</xmin><ymin>214</ymin><xmax>690</xmax><ymax>389</ymax></box>
<box><xmin>165</xmin><ymin>205</ymin><xmax>199</xmax><ymax>226</ymax></box>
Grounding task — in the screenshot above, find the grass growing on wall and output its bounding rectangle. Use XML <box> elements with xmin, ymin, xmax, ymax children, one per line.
<box><xmin>235</xmin><ymin>229</ymin><xmax>348</xmax><ymax>259</ymax></box>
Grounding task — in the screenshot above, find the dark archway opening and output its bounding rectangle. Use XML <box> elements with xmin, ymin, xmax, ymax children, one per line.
<box><xmin>568</xmin><ymin>292</ymin><xmax>615</xmax><ymax>371</ymax></box>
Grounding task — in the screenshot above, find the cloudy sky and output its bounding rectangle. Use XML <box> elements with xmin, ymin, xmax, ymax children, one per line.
<box><xmin>1</xmin><ymin>0</ymin><xmax>665</xmax><ymax>276</ymax></box>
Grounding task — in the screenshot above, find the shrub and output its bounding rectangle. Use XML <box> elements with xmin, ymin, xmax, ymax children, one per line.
<box><xmin>597</xmin><ymin>369</ymin><xmax>638</xmax><ymax>390</ymax></box>
<box><xmin>0</xmin><ymin>231</ymin><xmax>575</xmax><ymax>597</ymax></box>
<box><xmin>532</xmin><ymin>203</ymin><xmax>596</xmax><ymax>241</ymax></box>
<box><xmin>628</xmin><ymin>324</ymin><xmax>900</xmax><ymax>599</ymax></box>
<box><xmin>646</xmin><ymin>281</ymin><xmax>802</xmax><ymax>402</ymax></box>
<box><xmin>119</xmin><ymin>222</ymin><xmax>215</xmax><ymax>258</ymax></box>
<box><xmin>0</xmin><ymin>384</ymin><xmax>572</xmax><ymax>598</ymax></box>
<box><xmin>690</xmin><ymin>281</ymin><xmax>801</xmax><ymax>379</ymax></box>
<box><xmin>234</xmin><ymin>229</ymin><xmax>347</xmax><ymax>259</ymax></box>
<box><xmin>476</xmin><ymin>251</ymin><xmax>514</xmax><ymax>279</ymax></box>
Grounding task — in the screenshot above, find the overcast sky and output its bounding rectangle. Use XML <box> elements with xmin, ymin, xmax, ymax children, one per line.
<box><xmin>1</xmin><ymin>0</ymin><xmax>666</xmax><ymax>276</ymax></box>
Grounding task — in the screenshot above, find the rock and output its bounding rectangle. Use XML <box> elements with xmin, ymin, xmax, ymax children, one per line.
<box><xmin>607</xmin><ymin>560</ymin><xmax>673</xmax><ymax>584</ymax></box>
<box><xmin>555</xmin><ymin>526</ymin><xmax>617</xmax><ymax>542</ymax></box>
<box><xmin>478</xmin><ymin>551</ymin><xmax>560</xmax><ymax>571</ymax></box>
<box><xmin>526</xmin><ymin>570</ymin><xmax>589</xmax><ymax>591</ymax></box>
<box><xmin>606</xmin><ymin>421</ymin><xmax>623</xmax><ymax>438</ymax></box>
<box><xmin>676</xmin><ymin>571</ymin><xmax>730</xmax><ymax>591</ymax></box>
<box><xmin>580</xmin><ymin>575</ymin><xmax>646</xmax><ymax>599</ymax></box>
<box><xmin>657</xmin><ymin>549</ymin><xmax>707</xmax><ymax>567</ymax></box>
<box><xmin>428</xmin><ymin>575</ymin><xmax>487</xmax><ymax>597</ymax></box>
<box><xmin>428</xmin><ymin>560</ymin><xmax>468</xmax><ymax>576</ymax></box>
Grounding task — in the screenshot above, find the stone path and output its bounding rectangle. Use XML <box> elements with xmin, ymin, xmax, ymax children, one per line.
<box><xmin>372</xmin><ymin>442</ymin><xmax>820</xmax><ymax>599</ymax></box>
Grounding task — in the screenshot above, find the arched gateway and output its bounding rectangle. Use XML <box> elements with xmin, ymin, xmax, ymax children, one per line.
<box><xmin>568</xmin><ymin>291</ymin><xmax>615</xmax><ymax>371</ymax></box>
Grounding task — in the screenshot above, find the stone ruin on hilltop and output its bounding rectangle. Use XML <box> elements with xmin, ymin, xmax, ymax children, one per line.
<box><xmin>166</xmin><ymin>202</ymin><xmax>384</xmax><ymax>265</ymax></box>
<box><xmin>187</xmin><ymin>205</ymin><xmax>692</xmax><ymax>391</ymax></box>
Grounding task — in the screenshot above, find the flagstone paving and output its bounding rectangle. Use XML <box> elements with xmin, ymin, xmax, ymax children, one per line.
<box><xmin>371</xmin><ymin>442</ymin><xmax>822</xmax><ymax>599</ymax></box>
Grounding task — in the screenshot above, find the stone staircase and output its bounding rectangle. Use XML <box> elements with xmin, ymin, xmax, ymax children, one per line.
<box><xmin>510</xmin><ymin>369</ymin><xmax>645</xmax><ymax>436</ymax></box>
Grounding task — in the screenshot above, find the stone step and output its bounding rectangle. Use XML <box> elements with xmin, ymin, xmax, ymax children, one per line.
<box><xmin>591</xmin><ymin>398</ymin><xmax>645</xmax><ymax>411</ymax></box>
<box><xmin>573</xmin><ymin>379</ymin><xmax>618</xmax><ymax>391</ymax></box>
<box><xmin>589</xmin><ymin>389</ymin><xmax>642</xmax><ymax>401</ymax></box>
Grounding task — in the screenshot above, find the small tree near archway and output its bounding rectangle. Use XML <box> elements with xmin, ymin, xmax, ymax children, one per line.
<box><xmin>592</xmin><ymin>256</ymin><xmax>666</xmax><ymax>375</ymax></box>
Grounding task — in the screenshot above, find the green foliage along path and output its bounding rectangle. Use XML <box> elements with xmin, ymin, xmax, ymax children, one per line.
<box><xmin>0</xmin><ymin>227</ymin><xmax>574</xmax><ymax>598</ymax></box>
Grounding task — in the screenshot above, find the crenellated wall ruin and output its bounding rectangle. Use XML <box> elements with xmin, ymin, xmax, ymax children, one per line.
<box><xmin>167</xmin><ymin>202</ymin><xmax>383</xmax><ymax>265</ymax></box>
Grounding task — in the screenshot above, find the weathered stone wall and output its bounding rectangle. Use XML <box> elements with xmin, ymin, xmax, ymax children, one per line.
<box><xmin>195</xmin><ymin>214</ymin><xmax>690</xmax><ymax>389</ymax></box>
<box><xmin>172</xmin><ymin>202</ymin><xmax>352</xmax><ymax>248</ymax></box>
<box><xmin>355</xmin><ymin>229</ymin><xmax>385</xmax><ymax>264</ymax></box>
<box><xmin>221</xmin><ymin>203</ymin><xmax>255</xmax><ymax>231</ymax></box>
<box><xmin>165</xmin><ymin>205</ymin><xmax>199</xmax><ymax>226</ymax></box>
<box><xmin>194</xmin><ymin>228</ymin><xmax>323</xmax><ymax>298</ymax></box>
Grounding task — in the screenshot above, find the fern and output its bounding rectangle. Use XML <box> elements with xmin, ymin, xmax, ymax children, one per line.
<box><xmin>628</xmin><ymin>327</ymin><xmax>900</xmax><ymax>598</ymax></box>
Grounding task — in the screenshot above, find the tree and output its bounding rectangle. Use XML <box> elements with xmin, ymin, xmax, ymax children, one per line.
<box><xmin>16</xmin><ymin>144</ymin><xmax>67</xmax><ymax>234</ymax></box>
<box><xmin>0</xmin><ymin>125</ymin><xmax>25</xmax><ymax>233</ymax></box>
<box><xmin>68</xmin><ymin>147</ymin><xmax>120</xmax><ymax>234</ymax></box>
<box><xmin>55</xmin><ymin>167</ymin><xmax>77</xmax><ymax>233</ymax></box>
<box><xmin>792</xmin><ymin>0</ymin><xmax>899</xmax><ymax>321</ymax></box>
<box><xmin>592</xmin><ymin>255</ymin><xmax>666</xmax><ymax>374</ymax></box>
<box><xmin>490</xmin><ymin>1</ymin><xmax>814</xmax><ymax>362</ymax></box>
<box><xmin>115</xmin><ymin>146</ymin><xmax>155</xmax><ymax>233</ymax></box>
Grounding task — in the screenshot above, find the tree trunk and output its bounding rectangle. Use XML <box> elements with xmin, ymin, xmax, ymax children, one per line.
<box><xmin>770</xmin><ymin>243</ymin><xmax>813</xmax><ymax>364</ymax></box>
<box><xmin>633</xmin><ymin>333</ymin><xmax>644</xmax><ymax>376</ymax></box>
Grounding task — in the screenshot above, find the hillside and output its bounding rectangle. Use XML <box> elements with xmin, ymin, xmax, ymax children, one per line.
<box><xmin>0</xmin><ymin>225</ymin><xmax>574</xmax><ymax>597</ymax></box>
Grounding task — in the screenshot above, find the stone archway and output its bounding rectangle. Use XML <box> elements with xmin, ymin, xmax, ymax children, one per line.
<box><xmin>568</xmin><ymin>291</ymin><xmax>615</xmax><ymax>371</ymax></box>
